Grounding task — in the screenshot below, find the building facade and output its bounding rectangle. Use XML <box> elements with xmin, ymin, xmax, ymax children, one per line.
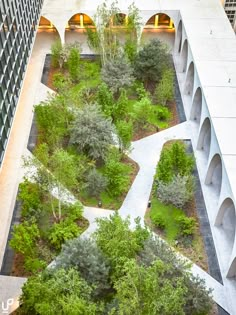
<box><xmin>222</xmin><ymin>0</ymin><xmax>236</xmax><ymax>30</ymax></box>
<box><xmin>0</xmin><ymin>0</ymin><xmax>43</xmax><ymax>165</ymax></box>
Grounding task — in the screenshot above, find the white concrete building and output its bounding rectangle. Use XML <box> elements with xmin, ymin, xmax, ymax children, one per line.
<box><xmin>1</xmin><ymin>0</ymin><xmax>236</xmax><ymax>313</ymax></box>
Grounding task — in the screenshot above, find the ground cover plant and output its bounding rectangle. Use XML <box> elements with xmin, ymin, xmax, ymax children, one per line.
<box><xmin>146</xmin><ymin>141</ymin><xmax>208</xmax><ymax>269</ymax></box>
<box><xmin>17</xmin><ymin>213</ymin><xmax>213</xmax><ymax>315</ymax></box>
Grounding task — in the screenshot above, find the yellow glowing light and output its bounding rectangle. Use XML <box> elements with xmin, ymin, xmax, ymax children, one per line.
<box><xmin>154</xmin><ymin>15</ymin><xmax>159</xmax><ymax>28</ymax></box>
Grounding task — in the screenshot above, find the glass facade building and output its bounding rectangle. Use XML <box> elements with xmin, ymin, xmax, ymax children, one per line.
<box><xmin>0</xmin><ymin>0</ymin><xmax>43</xmax><ymax>165</ymax></box>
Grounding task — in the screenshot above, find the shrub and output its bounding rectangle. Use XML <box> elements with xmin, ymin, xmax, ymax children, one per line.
<box><xmin>156</xmin><ymin>175</ymin><xmax>194</xmax><ymax>208</ymax></box>
<box><xmin>97</xmin><ymin>83</ymin><xmax>114</xmax><ymax>118</ymax></box>
<box><xmin>131</xmin><ymin>96</ymin><xmax>153</xmax><ymax>129</ymax></box>
<box><xmin>18</xmin><ymin>180</ymin><xmax>41</xmax><ymax>220</ymax></box>
<box><xmin>66</xmin><ymin>202</ymin><xmax>83</xmax><ymax>222</ymax></box>
<box><xmin>151</xmin><ymin>212</ymin><xmax>166</xmax><ymax>229</ymax></box>
<box><xmin>49</xmin><ymin>219</ymin><xmax>81</xmax><ymax>250</ymax></box>
<box><xmin>155</xmin><ymin>68</ymin><xmax>174</xmax><ymax>105</ymax></box>
<box><xmin>85</xmin><ymin>168</ymin><xmax>108</xmax><ymax>197</ymax></box>
<box><xmin>24</xmin><ymin>257</ymin><xmax>46</xmax><ymax>273</ymax></box>
<box><xmin>177</xmin><ymin>216</ymin><xmax>196</xmax><ymax>236</ymax></box>
<box><xmin>155</xmin><ymin>105</ymin><xmax>171</xmax><ymax>121</ymax></box>
<box><xmin>67</xmin><ymin>47</ymin><xmax>80</xmax><ymax>82</ymax></box>
<box><xmin>51</xmin><ymin>40</ymin><xmax>62</xmax><ymax>68</ymax></box>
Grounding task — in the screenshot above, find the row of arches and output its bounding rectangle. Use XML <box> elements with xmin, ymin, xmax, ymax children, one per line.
<box><xmin>175</xmin><ymin>20</ymin><xmax>236</xmax><ymax>278</ymax></box>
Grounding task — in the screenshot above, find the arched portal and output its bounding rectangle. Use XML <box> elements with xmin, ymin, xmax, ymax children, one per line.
<box><xmin>190</xmin><ymin>87</ymin><xmax>202</xmax><ymax>123</ymax></box>
<box><xmin>197</xmin><ymin>117</ymin><xmax>211</xmax><ymax>159</ymax></box>
<box><xmin>65</xmin><ymin>13</ymin><xmax>95</xmax><ymax>52</ymax></box>
<box><xmin>67</xmin><ymin>13</ymin><xmax>94</xmax><ymax>29</ymax></box>
<box><xmin>227</xmin><ymin>257</ymin><xmax>236</xmax><ymax>278</ymax></box>
<box><xmin>205</xmin><ymin>154</ymin><xmax>222</xmax><ymax>196</ymax></box>
<box><xmin>142</xmin><ymin>13</ymin><xmax>175</xmax><ymax>50</ymax></box>
<box><xmin>175</xmin><ymin>20</ymin><xmax>182</xmax><ymax>54</ymax></box>
<box><xmin>37</xmin><ymin>16</ymin><xmax>61</xmax><ymax>44</ymax></box>
<box><xmin>215</xmin><ymin>198</ymin><xmax>236</xmax><ymax>244</ymax></box>
<box><xmin>180</xmin><ymin>39</ymin><xmax>188</xmax><ymax>72</ymax></box>
<box><xmin>184</xmin><ymin>62</ymin><xmax>194</xmax><ymax>97</ymax></box>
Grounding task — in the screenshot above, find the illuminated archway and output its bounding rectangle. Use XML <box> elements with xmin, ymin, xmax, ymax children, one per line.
<box><xmin>205</xmin><ymin>154</ymin><xmax>222</xmax><ymax>196</ymax></box>
<box><xmin>142</xmin><ymin>13</ymin><xmax>175</xmax><ymax>50</ymax></box>
<box><xmin>190</xmin><ymin>87</ymin><xmax>202</xmax><ymax>123</ymax></box>
<box><xmin>67</xmin><ymin>13</ymin><xmax>94</xmax><ymax>29</ymax></box>
<box><xmin>38</xmin><ymin>16</ymin><xmax>61</xmax><ymax>42</ymax></box>
<box><xmin>197</xmin><ymin>117</ymin><xmax>211</xmax><ymax>159</ymax></box>
<box><xmin>111</xmin><ymin>13</ymin><xmax>127</xmax><ymax>27</ymax></box>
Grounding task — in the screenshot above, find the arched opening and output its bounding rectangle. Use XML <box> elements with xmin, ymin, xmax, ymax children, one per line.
<box><xmin>111</xmin><ymin>13</ymin><xmax>127</xmax><ymax>27</ymax></box>
<box><xmin>175</xmin><ymin>20</ymin><xmax>182</xmax><ymax>54</ymax></box>
<box><xmin>190</xmin><ymin>87</ymin><xmax>202</xmax><ymax>123</ymax></box>
<box><xmin>67</xmin><ymin>13</ymin><xmax>94</xmax><ymax>29</ymax></box>
<box><xmin>197</xmin><ymin>117</ymin><xmax>211</xmax><ymax>159</ymax></box>
<box><xmin>180</xmin><ymin>39</ymin><xmax>188</xmax><ymax>72</ymax></box>
<box><xmin>37</xmin><ymin>16</ymin><xmax>61</xmax><ymax>45</ymax></box>
<box><xmin>215</xmin><ymin>198</ymin><xmax>236</xmax><ymax>252</ymax></box>
<box><xmin>205</xmin><ymin>154</ymin><xmax>222</xmax><ymax>196</ymax></box>
<box><xmin>65</xmin><ymin>13</ymin><xmax>95</xmax><ymax>52</ymax></box>
<box><xmin>142</xmin><ymin>13</ymin><xmax>175</xmax><ymax>50</ymax></box>
<box><xmin>184</xmin><ymin>62</ymin><xmax>194</xmax><ymax>97</ymax></box>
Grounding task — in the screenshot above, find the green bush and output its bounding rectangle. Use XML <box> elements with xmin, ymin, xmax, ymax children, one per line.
<box><xmin>155</xmin><ymin>105</ymin><xmax>171</xmax><ymax>121</ymax></box>
<box><xmin>24</xmin><ymin>257</ymin><xmax>46</xmax><ymax>274</ymax></box>
<box><xmin>177</xmin><ymin>216</ymin><xmax>196</xmax><ymax>236</ymax></box>
<box><xmin>51</xmin><ymin>40</ymin><xmax>62</xmax><ymax>68</ymax></box>
<box><xmin>49</xmin><ymin>219</ymin><xmax>81</xmax><ymax>250</ymax></box>
<box><xmin>151</xmin><ymin>212</ymin><xmax>166</xmax><ymax>230</ymax></box>
<box><xmin>66</xmin><ymin>202</ymin><xmax>83</xmax><ymax>222</ymax></box>
<box><xmin>18</xmin><ymin>180</ymin><xmax>41</xmax><ymax>219</ymax></box>
<box><xmin>155</xmin><ymin>68</ymin><xmax>174</xmax><ymax>105</ymax></box>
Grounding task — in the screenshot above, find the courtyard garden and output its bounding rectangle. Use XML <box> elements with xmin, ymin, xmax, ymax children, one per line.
<box><xmin>9</xmin><ymin>2</ymin><xmax>213</xmax><ymax>314</ymax></box>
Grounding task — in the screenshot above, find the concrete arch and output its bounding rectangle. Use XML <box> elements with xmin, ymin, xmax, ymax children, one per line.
<box><xmin>205</xmin><ymin>154</ymin><xmax>222</xmax><ymax>196</ymax></box>
<box><xmin>227</xmin><ymin>257</ymin><xmax>236</xmax><ymax>278</ymax></box>
<box><xmin>184</xmin><ymin>61</ymin><xmax>194</xmax><ymax>97</ymax></box>
<box><xmin>144</xmin><ymin>13</ymin><xmax>175</xmax><ymax>29</ymax></box>
<box><xmin>215</xmin><ymin>198</ymin><xmax>236</xmax><ymax>238</ymax></box>
<box><xmin>175</xmin><ymin>20</ymin><xmax>182</xmax><ymax>53</ymax></box>
<box><xmin>67</xmin><ymin>13</ymin><xmax>95</xmax><ymax>29</ymax></box>
<box><xmin>190</xmin><ymin>87</ymin><xmax>202</xmax><ymax>123</ymax></box>
<box><xmin>197</xmin><ymin>117</ymin><xmax>211</xmax><ymax>159</ymax></box>
<box><xmin>38</xmin><ymin>16</ymin><xmax>62</xmax><ymax>42</ymax></box>
<box><xmin>180</xmin><ymin>39</ymin><xmax>188</xmax><ymax>72</ymax></box>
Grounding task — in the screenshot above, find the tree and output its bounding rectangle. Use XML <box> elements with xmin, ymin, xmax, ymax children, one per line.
<box><xmin>101</xmin><ymin>54</ymin><xmax>134</xmax><ymax>97</ymax></box>
<box><xmin>116</xmin><ymin>120</ymin><xmax>133</xmax><ymax>153</ymax></box>
<box><xmin>20</xmin><ymin>268</ymin><xmax>101</xmax><ymax>315</ymax></box>
<box><xmin>24</xmin><ymin>144</ymin><xmax>82</xmax><ymax>221</ymax></box>
<box><xmin>97</xmin><ymin>83</ymin><xmax>115</xmax><ymax>118</ymax></box>
<box><xmin>138</xmin><ymin>237</ymin><xmax>213</xmax><ymax>315</ymax></box>
<box><xmin>85</xmin><ymin>168</ymin><xmax>108</xmax><ymax>197</ymax></box>
<box><xmin>70</xmin><ymin>104</ymin><xmax>115</xmax><ymax>161</ymax></box>
<box><xmin>50</xmin><ymin>41</ymin><xmax>81</xmax><ymax>69</ymax></box>
<box><xmin>155</xmin><ymin>68</ymin><xmax>175</xmax><ymax>105</ymax></box>
<box><xmin>113</xmin><ymin>259</ymin><xmax>187</xmax><ymax>315</ymax></box>
<box><xmin>67</xmin><ymin>47</ymin><xmax>80</xmax><ymax>82</ymax></box>
<box><xmin>131</xmin><ymin>96</ymin><xmax>153</xmax><ymax>129</ymax></box>
<box><xmin>103</xmin><ymin>149</ymin><xmax>131</xmax><ymax>197</ymax></box>
<box><xmin>156</xmin><ymin>142</ymin><xmax>194</xmax><ymax>183</ymax></box>
<box><xmin>134</xmin><ymin>39</ymin><xmax>171</xmax><ymax>88</ymax></box>
<box><xmin>95</xmin><ymin>213</ymin><xmax>149</xmax><ymax>279</ymax></box>
<box><xmin>54</xmin><ymin>237</ymin><xmax>110</xmax><ymax>295</ymax></box>
<box><xmin>156</xmin><ymin>175</ymin><xmax>194</xmax><ymax>208</ymax></box>
<box><xmin>51</xmin><ymin>40</ymin><xmax>62</xmax><ymax>68</ymax></box>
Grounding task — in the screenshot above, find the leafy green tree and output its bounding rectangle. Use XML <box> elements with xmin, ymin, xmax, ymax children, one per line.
<box><xmin>113</xmin><ymin>89</ymin><xmax>129</xmax><ymax>121</ymax></box>
<box><xmin>97</xmin><ymin>83</ymin><xmax>115</xmax><ymax>118</ymax></box>
<box><xmin>101</xmin><ymin>54</ymin><xmax>134</xmax><ymax>98</ymax></box>
<box><xmin>134</xmin><ymin>39</ymin><xmax>171</xmax><ymax>88</ymax></box>
<box><xmin>113</xmin><ymin>259</ymin><xmax>187</xmax><ymax>315</ymax></box>
<box><xmin>116</xmin><ymin>120</ymin><xmax>133</xmax><ymax>153</ymax></box>
<box><xmin>95</xmin><ymin>213</ymin><xmax>149</xmax><ymax>279</ymax></box>
<box><xmin>156</xmin><ymin>142</ymin><xmax>194</xmax><ymax>183</ymax></box>
<box><xmin>104</xmin><ymin>150</ymin><xmax>131</xmax><ymax>197</ymax></box>
<box><xmin>131</xmin><ymin>96</ymin><xmax>153</xmax><ymax>129</ymax></box>
<box><xmin>68</xmin><ymin>47</ymin><xmax>80</xmax><ymax>82</ymax></box>
<box><xmin>10</xmin><ymin>221</ymin><xmax>40</xmax><ymax>259</ymax></box>
<box><xmin>55</xmin><ymin>237</ymin><xmax>110</xmax><ymax>295</ymax></box>
<box><xmin>155</xmin><ymin>68</ymin><xmax>175</xmax><ymax>105</ymax></box>
<box><xmin>139</xmin><ymin>237</ymin><xmax>213</xmax><ymax>315</ymax></box>
<box><xmin>20</xmin><ymin>268</ymin><xmax>102</xmax><ymax>315</ymax></box>
<box><xmin>51</xmin><ymin>40</ymin><xmax>62</xmax><ymax>68</ymax></box>
<box><xmin>85</xmin><ymin>168</ymin><xmax>108</xmax><ymax>197</ymax></box>
<box><xmin>70</xmin><ymin>104</ymin><xmax>115</xmax><ymax>161</ymax></box>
